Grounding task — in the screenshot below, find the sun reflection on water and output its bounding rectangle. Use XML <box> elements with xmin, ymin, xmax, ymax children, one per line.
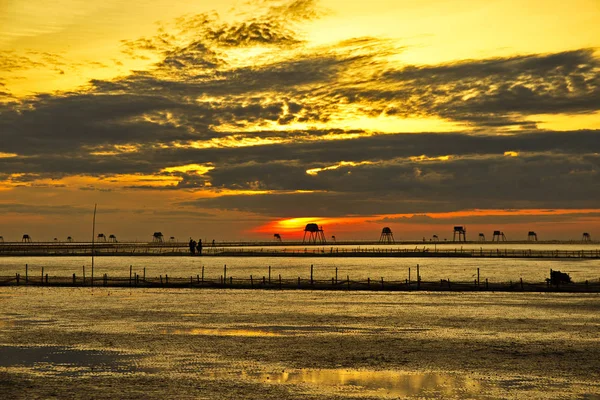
<box><xmin>215</xmin><ymin>369</ymin><xmax>487</xmax><ymax>397</ymax></box>
<box><xmin>160</xmin><ymin>328</ymin><xmax>283</xmax><ymax>337</ymax></box>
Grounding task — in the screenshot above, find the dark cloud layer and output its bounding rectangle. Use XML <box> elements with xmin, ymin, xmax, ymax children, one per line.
<box><xmin>1</xmin><ymin>0</ymin><xmax>599</xmax><ymax>219</ymax></box>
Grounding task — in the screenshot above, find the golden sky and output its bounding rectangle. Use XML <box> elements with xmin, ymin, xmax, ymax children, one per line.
<box><xmin>1</xmin><ymin>0</ymin><xmax>599</xmax><ymax>241</ymax></box>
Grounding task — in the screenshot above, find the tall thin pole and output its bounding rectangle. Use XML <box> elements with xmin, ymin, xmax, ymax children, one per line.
<box><xmin>91</xmin><ymin>203</ymin><xmax>97</xmax><ymax>287</ymax></box>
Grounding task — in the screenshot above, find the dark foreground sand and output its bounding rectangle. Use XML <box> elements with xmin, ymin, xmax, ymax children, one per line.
<box><xmin>1</xmin><ymin>288</ymin><xmax>599</xmax><ymax>399</ymax></box>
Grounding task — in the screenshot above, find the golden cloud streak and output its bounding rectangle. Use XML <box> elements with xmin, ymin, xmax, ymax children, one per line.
<box><xmin>161</xmin><ymin>163</ymin><xmax>214</xmax><ymax>174</ymax></box>
<box><xmin>409</xmin><ymin>155</ymin><xmax>451</xmax><ymax>162</ymax></box>
<box><xmin>306</xmin><ymin>161</ymin><xmax>373</xmax><ymax>176</ymax></box>
<box><xmin>0</xmin><ymin>152</ymin><xmax>18</xmax><ymax>158</ymax></box>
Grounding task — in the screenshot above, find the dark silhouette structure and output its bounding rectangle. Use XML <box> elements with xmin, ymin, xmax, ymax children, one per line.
<box><xmin>432</xmin><ymin>234</ymin><xmax>439</xmax><ymax>242</ymax></box>
<box><xmin>528</xmin><ymin>231</ymin><xmax>538</xmax><ymax>241</ymax></box>
<box><xmin>274</xmin><ymin>233</ymin><xmax>282</xmax><ymax>242</ymax></box>
<box><xmin>22</xmin><ymin>234</ymin><xmax>32</xmax><ymax>243</ymax></box>
<box><xmin>109</xmin><ymin>234</ymin><xmax>117</xmax><ymax>243</ymax></box>
<box><xmin>548</xmin><ymin>270</ymin><xmax>572</xmax><ymax>285</ymax></box>
<box><xmin>492</xmin><ymin>231</ymin><xmax>506</xmax><ymax>241</ymax></box>
<box><xmin>453</xmin><ymin>226</ymin><xmax>466</xmax><ymax>242</ymax></box>
<box><xmin>331</xmin><ymin>235</ymin><xmax>336</xmax><ymax>243</ymax></box>
<box><xmin>152</xmin><ymin>232</ymin><xmax>164</xmax><ymax>243</ymax></box>
<box><xmin>303</xmin><ymin>223</ymin><xmax>326</xmax><ymax>244</ymax></box>
<box><xmin>66</xmin><ymin>236</ymin><xmax>73</xmax><ymax>242</ymax></box>
<box><xmin>197</xmin><ymin>239</ymin><xmax>202</xmax><ymax>255</ymax></box>
<box><xmin>169</xmin><ymin>236</ymin><xmax>176</xmax><ymax>243</ymax></box>
<box><xmin>97</xmin><ymin>233</ymin><xmax>106</xmax><ymax>242</ymax></box>
<box><xmin>582</xmin><ymin>232</ymin><xmax>591</xmax><ymax>242</ymax></box>
<box><xmin>0</xmin><ymin>236</ymin><xmax>3</xmax><ymax>243</ymax></box>
<box><xmin>379</xmin><ymin>227</ymin><xmax>394</xmax><ymax>243</ymax></box>
<box><xmin>188</xmin><ymin>238</ymin><xmax>195</xmax><ymax>255</ymax></box>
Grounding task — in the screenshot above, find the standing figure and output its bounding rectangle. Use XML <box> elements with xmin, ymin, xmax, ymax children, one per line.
<box><xmin>197</xmin><ymin>239</ymin><xmax>202</xmax><ymax>255</ymax></box>
<box><xmin>189</xmin><ymin>238</ymin><xmax>196</xmax><ymax>255</ymax></box>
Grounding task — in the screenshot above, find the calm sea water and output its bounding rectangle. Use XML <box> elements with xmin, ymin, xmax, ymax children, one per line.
<box><xmin>1</xmin><ymin>245</ymin><xmax>599</xmax><ymax>283</ymax></box>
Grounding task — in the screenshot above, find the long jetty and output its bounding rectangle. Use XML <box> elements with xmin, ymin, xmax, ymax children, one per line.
<box><xmin>0</xmin><ymin>241</ymin><xmax>599</xmax><ymax>259</ymax></box>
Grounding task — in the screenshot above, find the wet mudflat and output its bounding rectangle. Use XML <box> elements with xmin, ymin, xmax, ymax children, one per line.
<box><xmin>0</xmin><ymin>288</ymin><xmax>599</xmax><ymax>399</ymax></box>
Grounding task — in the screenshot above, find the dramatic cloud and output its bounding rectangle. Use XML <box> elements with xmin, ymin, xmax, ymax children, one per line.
<box><xmin>1</xmin><ymin>0</ymin><xmax>599</xmax><ymax>235</ymax></box>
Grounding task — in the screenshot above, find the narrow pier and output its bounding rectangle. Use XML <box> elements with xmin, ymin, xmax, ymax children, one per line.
<box><xmin>0</xmin><ymin>241</ymin><xmax>599</xmax><ymax>259</ymax></box>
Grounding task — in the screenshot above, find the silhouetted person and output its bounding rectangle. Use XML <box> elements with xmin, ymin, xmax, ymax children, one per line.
<box><xmin>197</xmin><ymin>239</ymin><xmax>202</xmax><ymax>255</ymax></box>
<box><xmin>212</xmin><ymin>239</ymin><xmax>215</xmax><ymax>247</ymax></box>
<box><xmin>189</xmin><ymin>238</ymin><xmax>196</xmax><ymax>255</ymax></box>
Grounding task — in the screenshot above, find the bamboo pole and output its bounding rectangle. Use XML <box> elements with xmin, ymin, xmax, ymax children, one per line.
<box><xmin>91</xmin><ymin>203</ymin><xmax>96</xmax><ymax>287</ymax></box>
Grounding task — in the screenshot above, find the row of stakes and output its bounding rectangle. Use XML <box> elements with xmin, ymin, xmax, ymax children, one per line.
<box><xmin>10</xmin><ymin>264</ymin><xmax>425</xmax><ymax>288</ymax></box>
<box><xmin>9</xmin><ymin>264</ymin><xmax>585</xmax><ymax>290</ymax></box>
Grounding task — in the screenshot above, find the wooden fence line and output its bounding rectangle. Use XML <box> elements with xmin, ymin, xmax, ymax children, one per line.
<box><xmin>2</xmin><ymin>273</ymin><xmax>599</xmax><ymax>293</ymax></box>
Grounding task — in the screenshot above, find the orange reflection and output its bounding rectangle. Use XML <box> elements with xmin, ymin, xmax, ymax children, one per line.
<box><xmin>160</xmin><ymin>328</ymin><xmax>282</xmax><ymax>337</ymax></box>
<box><xmin>220</xmin><ymin>369</ymin><xmax>486</xmax><ymax>397</ymax></box>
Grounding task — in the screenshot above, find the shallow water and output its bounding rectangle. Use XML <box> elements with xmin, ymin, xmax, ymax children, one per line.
<box><xmin>1</xmin><ymin>253</ymin><xmax>599</xmax><ymax>283</ymax></box>
<box><xmin>1</xmin><ymin>287</ymin><xmax>599</xmax><ymax>399</ymax></box>
<box><xmin>221</xmin><ymin>369</ymin><xmax>492</xmax><ymax>398</ymax></box>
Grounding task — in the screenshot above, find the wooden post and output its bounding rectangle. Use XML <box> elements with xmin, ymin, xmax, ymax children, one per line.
<box><xmin>250</xmin><ymin>275</ymin><xmax>254</xmax><ymax>288</ymax></box>
<box><xmin>477</xmin><ymin>268</ymin><xmax>480</xmax><ymax>287</ymax></box>
<box><xmin>381</xmin><ymin>277</ymin><xmax>384</xmax><ymax>289</ymax></box>
<box><xmin>368</xmin><ymin>277</ymin><xmax>370</xmax><ymax>288</ymax></box>
<box><xmin>165</xmin><ymin>274</ymin><xmax>168</xmax><ymax>285</ymax></box>
<box><xmin>16</xmin><ymin>273</ymin><xmax>19</xmax><ymax>285</ymax></box>
<box><xmin>83</xmin><ymin>265</ymin><xmax>86</xmax><ymax>285</ymax></box>
<box><xmin>197</xmin><ymin>274</ymin><xmax>200</xmax><ymax>284</ymax></box>
<box><xmin>520</xmin><ymin>278</ymin><xmax>523</xmax><ymax>290</ymax></box>
<box><xmin>129</xmin><ymin>265</ymin><xmax>132</xmax><ymax>286</ymax></box>
<box><xmin>331</xmin><ymin>277</ymin><xmax>334</xmax><ymax>286</ymax></box>
<box><xmin>408</xmin><ymin>267</ymin><xmax>411</xmax><ymax>285</ymax></box>
<box><xmin>230</xmin><ymin>277</ymin><xmax>232</xmax><ymax>286</ymax></box>
<box><xmin>263</xmin><ymin>276</ymin><xmax>266</xmax><ymax>285</ymax></box>
<box><xmin>143</xmin><ymin>267</ymin><xmax>146</xmax><ymax>282</ymax></box>
<box><xmin>298</xmin><ymin>277</ymin><xmax>300</xmax><ymax>287</ymax></box>
<box><xmin>279</xmin><ymin>274</ymin><xmax>282</xmax><ymax>289</ymax></box>
<box><xmin>45</xmin><ymin>274</ymin><xmax>48</xmax><ymax>284</ymax></box>
<box><xmin>268</xmin><ymin>266</ymin><xmax>271</xmax><ymax>283</ymax></box>
<box><xmin>202</xmin><ymin>266</ymin><xmax>204</xmax><ymax>283</ymax></box>
<box><xmin>91</xmin><ymin>203</ymin><xmax>96</xmax><ymax>287</ymax></box>
<box><xmin>41</xmin><ymin>267</ymin><xmax>44</xmax><ymax>284</ymax></box>
<box><xmin>486</xmin><ymin>278</ymin><xmax>488</xmax><ymax>290</ymax></box>
<box><xmin>160</xmin><ymin>275</ymin><xmax>163</xmax><ymax>285</ymax></box>
<box><xmin>73</xmin><ymin>273</ymin><xmax>76</xmax><ymax>285</ymax></box>
<box><xmin>25</xmin><ymin>264</ymin><xmax>28</xmax><ymax>284</ymax></box>
<box><xmin>224</xmin><ymin>265</ymin><xmax>227</xmax><ymax>284</ymax></box>
<box><xmin>347</xmin><ymin>275</ymin><xmax>350</xmax><ymax>289</ymax></box>
<box><xmin>416</xmin><ymin>264</ymin><xmax>420</xmax><ymax>289</ymax></box>
<box><xmin>310</xmin><ymin>264</ymin><xmax>313</xmax><ymax>285</ymax></box>
<box><xmin>335</xmin><ymin>267</ymin><xmax>338</xmax><ymax>284</ymax></box>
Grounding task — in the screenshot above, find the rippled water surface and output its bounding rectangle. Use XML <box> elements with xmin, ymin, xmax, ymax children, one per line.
<box><xmin>1</xmin><ymin>287</ymin><xmax>599</xmax><ymax>399</ymax></box>
<box><xmin>1</xmin><ymin>251</ymin><xmax>599</xmax><ymax>283</ymax></box>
